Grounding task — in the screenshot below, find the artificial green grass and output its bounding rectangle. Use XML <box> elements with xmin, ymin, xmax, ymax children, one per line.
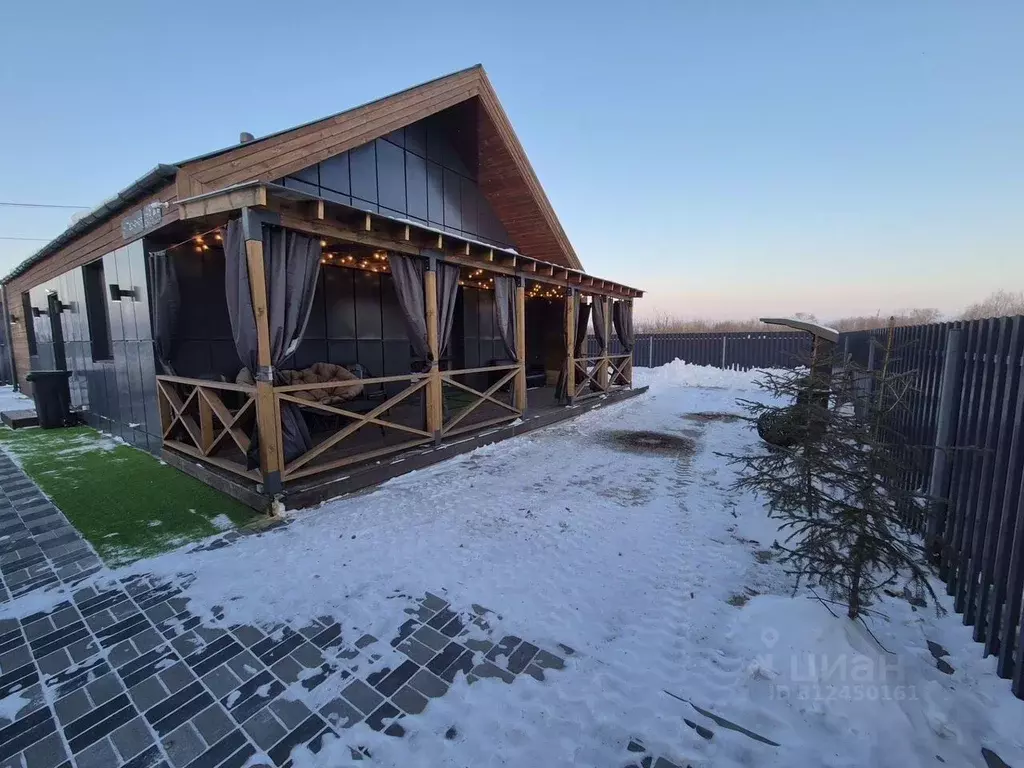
<box><xmin>0</xmin><ymin>426</ymin><xmax>259</xmax><ymax>566</ymax></box>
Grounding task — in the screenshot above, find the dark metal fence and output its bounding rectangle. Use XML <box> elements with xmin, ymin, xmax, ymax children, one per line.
<box><xmin>845</xmin><ymin>318</ymin><xmax>1024</xmax><ymax>698</ymax></box>
<box><xmin>587</xmin><ymin>331</ymin><xmax>812</xmax><ymax>371</ymax></box>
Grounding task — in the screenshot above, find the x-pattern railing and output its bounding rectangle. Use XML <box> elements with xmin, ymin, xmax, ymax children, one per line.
<box><xmin>275</xmin><ymin>374</ymin><xmax>432</xmax><ymax>480</ymax></box>
<box><xmin>441</xmin><ymin>364</ymin><xmax>521</xmax><ymax>437</ymax></box>
<box><xmin>156</xmin><ymin>375</ymin><xmax>258</xmax><ymax>479</ymax></box>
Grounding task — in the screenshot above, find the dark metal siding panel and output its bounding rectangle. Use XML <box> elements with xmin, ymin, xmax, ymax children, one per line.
<box><xmin>426</xmin><ymin>161</ymin><xmax>444</xmax><ymax>226</ymax></box>
<box><xmin>375</xmin><ymin>138</ymin><xmax>406</xmax><ymax>214</ymax></box>
<box><xmin>349</xmin><ymin>142</ymin><xmax>378</xmax><ymax>208</ymax></box>
<box><xmin>405</xmin><ymin>153</ymin><xmax>429</xmax><ymax>223</ymax></box>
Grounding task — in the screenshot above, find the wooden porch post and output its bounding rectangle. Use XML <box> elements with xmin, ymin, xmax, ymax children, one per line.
<box><xmin>241</xmin><ymin>208</ymin><xmax>282</xmax><ymax>494</ymax></box>
<box><xmin>565</xmin><ymin>289</ymin><xmax>576</xmax><ymax>404</ymax></box>
<box><xmin>597</xmin><ymin>296</ymin><xmax>610</xmax><ymax>391</ymax></box>
<box><xmin>424</xmin><ymin>258</ymin><xmax>443</xmax><ymax>440</ymax></box>
<box><xmin>627</xmin><ymin>299</ymin><xmax>634</xmax><ymax>387</ymax></box>
<box><xmin>514</xmin><ymin>277</ymin><xmax>527</xmax><ymax>413</ymax></box>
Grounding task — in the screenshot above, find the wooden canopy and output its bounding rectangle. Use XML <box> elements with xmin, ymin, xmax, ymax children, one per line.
<box><xmin>172</xmin><ymin>181</ymin><xmax>643</xmax><ymax>299</ymax></box>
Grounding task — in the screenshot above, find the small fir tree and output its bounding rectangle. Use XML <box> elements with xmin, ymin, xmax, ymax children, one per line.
<box><xmin>724</xmin><ymin>329</ymin><xmax>940</xmax><ymax>620</ymax></box>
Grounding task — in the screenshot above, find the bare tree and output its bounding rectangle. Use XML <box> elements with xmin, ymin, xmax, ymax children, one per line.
<box><xmin>961</xmin><ymin>291</ymin><xmax>1024</xmax><ymax>321</ymax></box>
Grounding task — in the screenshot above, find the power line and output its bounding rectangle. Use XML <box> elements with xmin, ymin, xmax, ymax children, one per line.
<box><xmin>0</xmin><ymin>236</ymin><xmax>51</xmax><ymax>242</ymax></box>
<box><xmin>0</xmin><ymin>201</ymin><xmax>90</xmax><ymax>210</ymax></box>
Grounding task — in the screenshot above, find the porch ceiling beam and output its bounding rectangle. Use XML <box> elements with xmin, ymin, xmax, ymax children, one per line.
<box><xmin>177</xmin><ymin>186</ymin><xmax>266</xmax><ymax>220</ymax></box>
<box><xmin>175</xmin><ymin>183</ymin><xmax>643</xmax><ymax>298</ymax></box>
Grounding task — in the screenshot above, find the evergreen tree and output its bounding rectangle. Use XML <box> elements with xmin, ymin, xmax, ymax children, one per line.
<box><xmin>725</xmin><ymin>329</ymin><xmax>940</xmax><ymax>620</ymax></box>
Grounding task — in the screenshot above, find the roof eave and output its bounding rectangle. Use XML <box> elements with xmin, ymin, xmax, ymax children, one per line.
<box><xmin>2</xmin><ymin>164</ymin><xmax>179</xmax><ymax>284</ymax></box>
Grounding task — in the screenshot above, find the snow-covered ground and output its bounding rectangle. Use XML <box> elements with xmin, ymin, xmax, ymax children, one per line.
<box><xmin>0</xmin><ymin>385</ymin><xmax>32</xmax><ymax>413</ymax></box>
<box><xmin>3</xmin><ymin>363</ymin><xmax>1023</xmax><ymax>766</ymax></box>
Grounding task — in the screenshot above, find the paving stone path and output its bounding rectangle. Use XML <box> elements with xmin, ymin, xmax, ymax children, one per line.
<box><xmin>0</xmin><ymin>457</ymin><xmax>576</xmax><ymax>768</ymax></box>
<box><xmin>0</xmin><ymin>454</ymin><xmax>102</xmax><ymax>602</ymax></box>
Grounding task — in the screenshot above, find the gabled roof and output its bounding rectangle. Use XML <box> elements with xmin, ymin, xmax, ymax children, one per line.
<box><xmin>175</xmin><ymin>65</ymin><xmax>583</xmax><ymax>270</ymax></box>
<box><xmin>3</xmin><ymin>65</ymin><xmax>583</xmax><ymax>284</ymax></box>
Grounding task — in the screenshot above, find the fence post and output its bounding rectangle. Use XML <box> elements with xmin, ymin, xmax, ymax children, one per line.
<box><xmin>721</xmin><ymin>335</ymin><xmax>727</xmax><ymax>369</ymax></box>
<box><xmin>926</xmin><ymin>327</ymin><xmax>966</xmax><ymax>553</ymax></box>
<box><xmin>649</xmin><ymin>335</ymin><xmax>654</xmax><ymax>368</ymax></box>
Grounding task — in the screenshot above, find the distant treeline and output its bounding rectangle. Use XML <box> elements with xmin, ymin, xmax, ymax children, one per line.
<box><xmin>636</xmin><ymin>290</ymin><xmax>1024</xmax><ymax>333</ymax></box>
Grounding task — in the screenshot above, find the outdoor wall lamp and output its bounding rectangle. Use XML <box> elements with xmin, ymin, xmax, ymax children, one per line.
<box><xmin>109</xmin><ymin>284</ymin><xmax>137</xmax><ymax>302</ymax></box>
<box><xmin>31</xmin><ymin>307</ymin><xmax>47</xmax><ymax>318</ymax></box>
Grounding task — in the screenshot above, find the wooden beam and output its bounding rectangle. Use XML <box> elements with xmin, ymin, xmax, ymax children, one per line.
<box><xmin>403</xmin><ymin>224</ymin><xmax>411</xmax><ymax>241</ymax></box>
<box><xmin>487</xmin><ymin>249</ymin><xmax>494</xmax><ymax>262</ymax></box>
<box><xmin>270</xmin><ymin>203</ymin><xmax>640</xmax><ymax>298</ymax></box>
<box><xmin>463</xmin><ymin>242</ymin><xmax>471</xmax><ymax>256</ymax></box>
<box><xmin>178</xmin><ymin>186</ymin><xmax>266</xmax><ymax>220</ymax></box>
<box><xmin>242</xmin><ymin>208</ymin><xmax>282</xmax><ymax>495</ymax></box>
<box><xmin>363</xmin><ymin>213</ymin><xmax>372</xmax><ymax>231</ymax></box>
<box><xmin>564</xmin><ymin>291</ymin><xmax>576</xmax><ymax>403</ymax></box>
<box><xmin>198</xmin><ymin>393</ymin><xmax>215</xmax><ymax>453</ymax></box>
<box><xmin>514</xmin><ymin>280</ymin><xmax>526</xmax><ymax>412</ymax></box>
<box><xmin>425</xmin><ymin>266</ymin><xmax>442</xmax><ymax>438</ymax></box>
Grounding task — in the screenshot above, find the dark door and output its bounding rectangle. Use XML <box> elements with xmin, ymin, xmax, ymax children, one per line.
<box><xmin>46</xmin><ymin>292</ymin><xmax>67</xmax><ymax>370</ymax></box>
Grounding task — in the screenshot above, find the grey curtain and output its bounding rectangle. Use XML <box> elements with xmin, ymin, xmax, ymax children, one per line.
<box><xmin>388</xmin><ymin>253</ymin><xmax>430</xmax><ymax>362</ymax></box>
<box><xmin>224</xmin><ymin>219</ymin><xmax>322</xmax><ymax>467</ymax></box>
<box><xmin>437</xmin><ymin>261</ymin><xmax>460</xmax><ymax>358</ymax></box>
<box><xmin>612</xmin><ymin>300</ymin><xmax>634</xmax><ymax>351</ymax></box>
<box><xmin>592</xmin><ymin>296</ymin><xmax>609</xmax><ymax>353</ymax></box>
<box><xmin>149</xmin><ymin>250</ymin><xmax>180</xmax><ymax>375</ymax></box>
<box><xmin>493</xmin><ymin>275</ymin><xmax>517</xmax><ymax>360</ymax></box>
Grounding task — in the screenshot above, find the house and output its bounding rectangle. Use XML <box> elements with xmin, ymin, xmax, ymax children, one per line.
<box><xmin>0</xmin><ymin>65</ymin><xmax>644</xmax><ymax>510</ymax></box>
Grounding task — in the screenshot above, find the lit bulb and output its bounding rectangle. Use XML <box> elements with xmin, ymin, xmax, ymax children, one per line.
<box><xmin>320</xmin><ymin>240</ymin><xmax>327</xmax><ymax>247</ymax></box>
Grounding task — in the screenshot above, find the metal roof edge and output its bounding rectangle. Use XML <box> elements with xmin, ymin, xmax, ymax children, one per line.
<box><xmin>2</xmin><ymin>164</ymin><xmax>179</xmax><ymax>284</ymax></box>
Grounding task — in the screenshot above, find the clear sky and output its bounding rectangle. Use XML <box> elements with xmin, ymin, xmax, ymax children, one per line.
<box><xmin>1</xmin><ymin>1</ymin><xmax>1020</xmax><ymax>320</ymax></box>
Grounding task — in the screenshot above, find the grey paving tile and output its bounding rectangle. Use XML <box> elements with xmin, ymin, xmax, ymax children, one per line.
<box><xmin>411</xmin><ymin>625</ymin><xmax>448</xmax><ymax>652</ymax></box>
<box><xmin>224</xmin><ymin>650</ymin><xmax>261</xmax><ymax>684</ymax></box>
<box><xmin>241</xmin><ymin>706</ymin><xmax>286</xmax><ymax>750</ymax></box>
<box><xmin>230</xmin><ymin>625</ymin><xmax>264</xmax><ymax>649</ymax></box>
<box><xmin>408</xmin><ymin>668</ymin><xmax>449</xmax><ymax>699</ymax></box>
<box><xmin>20</xmin><ymin>729</ymin><xmax>67</xmax><ymax>768</ymax></box>
<box><xmin>319</xmin><ymin>697</ymin><xmax>363</xmax><ymax>730</ymax></box>
<box><xmin>35</xmin><ymin>649</ymin><xmax>71</xmax><ymax>676</ymax></box>
<box><xmin>191</xmin><ymin>704</ymin><xmax>235</xmax><ymax>746</ymax></box>
<box><xmin>54</xmin><ymin>689</ymin><xmax>91</xmax><ymax>726</ymax></box>
<box><xmin>109</xmin><ymin>716</ymin><xmax>154</xmax><ymax>763</ymax></box>
<box><xmin>128</xmin><ymin>677</ymin><xmax>169</xmax><ymax>713</ymax></box>
<box><xmin>268</xmin><ymin>697</ymin><xmax>312</xmax><ymax>730</ymax></box>
<box><xmin>74</xmin><ymin>737</ymin><xmax>119</xmax><ymax>768</ymax></box>
<box><xmin>162</xmin><ymin>722</ymin><xmax>205</xmax><ymax>768</ymax></box>
<box><xmin>341</xmin><ymin>679</ymin><xmax>384</xmax><ymax>717</ymax></box>
<box><xmin>201</xmin><ymin>665</ymin><xmax>240</xmax><ymax>699</ymax></box>
<box><xmin>391</xmin><ymin>684</ymin><xmax>428</xmax><ymax>715</ymax></box>
<box><xmin>130</xmin><ymin>628</ymin><xmax>164</xmax><ymax>655</ymax></box>
<box><xmin>270</xmin><ymin>656</ymin><xmax>302</xmax><ymax>684</ymax></box>
<box><xmin>157</xmin><ymin>662</ymin><xmax>196</xmax><ymax>695</ymax></box>
<box><xmin>86</xmin><ymin>672</ymin><xmax>124</xmax><ymax>707</ymax></box>
<box><xmin>107</xmin><ymin>639</ymin><xmax>140</xmax><ymax>668</ymax></box>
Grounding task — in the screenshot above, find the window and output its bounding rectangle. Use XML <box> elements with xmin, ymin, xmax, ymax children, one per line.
<box><xmin>82</xmin><ymin>260</ymin><xmax>112</xmax><ymax>361</ymax></box>
<box><xmin>21</xmin><ymin>292</ymin><xmax>36</xmax><ymax>355</ymax></box>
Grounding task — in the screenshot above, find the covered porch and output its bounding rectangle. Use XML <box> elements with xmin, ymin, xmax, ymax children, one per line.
<box><xmin>147</xmin><ymin>182</ymin><xmax>643</xmax><ymax>508</ymax></box>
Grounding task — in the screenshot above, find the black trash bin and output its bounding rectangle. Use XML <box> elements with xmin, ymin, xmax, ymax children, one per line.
<box><xmin>26</xmin><ymin>370</ymin><xmax>73</xmax><ymax>428</ymax></box>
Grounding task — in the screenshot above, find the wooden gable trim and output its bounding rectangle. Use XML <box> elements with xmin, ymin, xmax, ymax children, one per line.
<box><xmin>176</xmin><ymin>66</ymin><xmax>583</xmax><ymax>271</ymax></box>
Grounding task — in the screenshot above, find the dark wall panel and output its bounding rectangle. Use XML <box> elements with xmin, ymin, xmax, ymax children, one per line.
<box><xmin>278</xmin><ymin>111</ymin><xmax>510</xmax><ymax>247</ymax></box>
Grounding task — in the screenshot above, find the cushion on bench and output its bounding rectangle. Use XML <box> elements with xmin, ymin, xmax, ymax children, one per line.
<box><xmin>235</xmin><ymin>363</ymin><xmax>364</xmax><ymax>405</ymax></box>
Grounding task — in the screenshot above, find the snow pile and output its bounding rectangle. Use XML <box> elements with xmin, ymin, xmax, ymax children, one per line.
<box><xmin>634</xmin><ymin>359</ymin><xmax>781</xmax><ymax>393</ymax></box>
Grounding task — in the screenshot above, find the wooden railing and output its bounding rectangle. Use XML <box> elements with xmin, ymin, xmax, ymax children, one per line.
<box><xmin>441</xmin><ymin>364</ymin><xmax>522</xmax><ymax>437</ymax></box>
<box><xmin>156</xmin><ymin>375</ymin><xmax>259</xmax><ymax>480</ymax></box>
<box><xmin>572</xmin><ymin>352</ymin><xmax>632</xmax><ymax>398</ymax></box>
<box><xmin>273</xmin><ymin>373</ymin><xmax>432</xmax><ymax>482</ymax></box>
